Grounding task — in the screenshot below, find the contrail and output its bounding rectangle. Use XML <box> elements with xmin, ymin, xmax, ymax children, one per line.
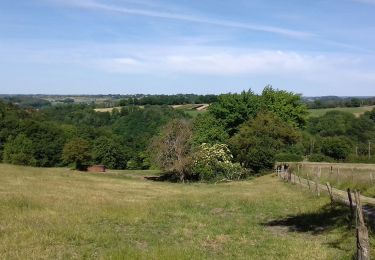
<box><xmin>66</xmin><ymin>0</ymin><xmax>314</xmax><ymax>39</ymax></box>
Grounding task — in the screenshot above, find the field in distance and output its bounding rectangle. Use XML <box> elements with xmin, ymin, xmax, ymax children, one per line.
<box><xmin>94</xmin><ymin>103</ymin><xmax>209</xmax><ymax>117</ymax></box>
<box><xmin>0</xmin><ymin>164</ymin><xmax>369</xmax><ymax>259</ymax></box>
<box><xmin>308</xmin><ymin>105</ymin><xmax>375</xmax><ymax>117</ymax></box>
<box><xmin>94</xmin><ymin>103</ymin><xmax>375</xmax><ymax>119</ymax></box>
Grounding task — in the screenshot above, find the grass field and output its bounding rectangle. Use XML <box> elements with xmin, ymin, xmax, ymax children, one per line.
<box><xmin>308</xmin><ymin>105</ymin><xmax>375</xmax><ymax>117</ymax></box>
<box><xmin>0</xmin><ymin>164</ymin><xmax>370</xmax><ymax>259</ymax></box>
<box><xmin>94</xmin><ymin>104</ymin><xmax>209</xmax><ymax>117</ymax></box>
<box><xmin>94</xmin><ymin>106</ymin><xmax>125</xmax><ymax>113</ymax></box>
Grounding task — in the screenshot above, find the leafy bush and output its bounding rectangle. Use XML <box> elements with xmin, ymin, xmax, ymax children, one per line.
<box><xmin>3</xmin><ymin>134</ymin><xmax>37</xmax><ymax>166</ymax></box>
<box><xmin>191</xmin><ymin>143</ymin><xmax>246</xmax><ymax>181</ymax></box>
<box><xmin>92</xmin><ymin>136</ymin><xmax>127</xmax><ymax>169</ymax></box>
<box><xmin>275</xmin><ymin>153</ymin><xmax>303</xmax><ymax>162</ymax></box>
<box><xmin>345</xmin><ymin>155</ymin><xmax>375</xmax><ymax>164</ymax></box>
<box><xmin>321</xmin><ymin>136</ymin><xmax>353</xmax><ymax>161</ymax></box>
<box><xmin>62</xmin><ymin>138</ymin><xmax>92</xmax><ymax>170</ymax></box>
<box><xmin>230</xmin><ymin>112</ymin><xmax>300</xmax><ymax>173</ymax></box>
<box><xmin>308</xmin><ymin>154</ymin><xmax>333</xmax><ymax>162</ymax></box>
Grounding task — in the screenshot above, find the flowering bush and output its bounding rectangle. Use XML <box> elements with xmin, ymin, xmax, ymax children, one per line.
<box><xmin>191</xmin><ymin>143</ymin><xmax>246</xmax><ymax>181</ymax></box>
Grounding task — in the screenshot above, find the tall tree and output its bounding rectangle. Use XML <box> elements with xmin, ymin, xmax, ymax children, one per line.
<box><xmin>261</xmin><ymin>86</ymin><xmax>308</xmax><ymax>128</ymax></box>
<box><xmin>208</xmin><ymin>90</ymin><xmax>261</xmax><ymax>136</ymax></box>
<box><xmin>192</xmin><ymin>113</ymin><xmax>229</xmax><ymax>145</ymax></box>
<box><xmin>230</xmin><ymin>112</ymin><xmax>300</xmax><ymax>172</ymax></box>
<box><xmin>92</xmin><ymin>136</ymin><xmax>127</xmax><ymax>169</ymax></box>
<box><xmin>62</xmin><ymin>138</ymin><xmax>91</xmax><ymax>170</ymax></box>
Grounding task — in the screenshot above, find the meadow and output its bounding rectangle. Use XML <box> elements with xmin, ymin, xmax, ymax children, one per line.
<box><xmin>0</xmin><ymin>164</ymin><xmax>371</xmax><ymax>259</ymax></box>
<box><xmin>308</xmin><ymin>105</ymin><xmax>375</xmax><ymax>117</ymax></box>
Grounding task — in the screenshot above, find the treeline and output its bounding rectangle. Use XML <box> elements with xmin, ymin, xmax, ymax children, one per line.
<box><xmin>0</xmin><ymin>102</ymin><xmax>187</xmax><ymax>170</ymax></box>
<box><xmin>2</xmin><ymin>87</ymin><xmax>375</xmax><ymax>181</ymax></box>
<box><xmin>0</xmin><ymin>86</ymin><xmax>307</xmax><ymax>181</ymax></box>
<box><xmin>116</xmin><ymin>94</ymin><xmax>218</xmax><ymax>106</ymax></box>
<box><xmin>304</xmin><ymin>110</ymin><xmax>375</xmax><ymax>163</ymax></box>
<box><xmin>305</xmin><ymin>96</ymin><xmax>375</xmax><ymax>109</ymax></box>
<box><xmin>3</xmin><ymin>94</ymin><xmax>375</xmax><ymax>111</ymax></box>
<box><xmin>0</xmin><ymin>96</ymin><xmax>51</xmax><ymax>109</ymax></box>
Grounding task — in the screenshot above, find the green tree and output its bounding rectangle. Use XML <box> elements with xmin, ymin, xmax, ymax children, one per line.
<box><xmin>261</xmin><ymin>86</ymin><xmax>308</xmax><ymax>128</ymax></box>
<box><xmin>321</xmin><ymin>136</ymin><xmax>353</xmax><ymax>161</ymax></box>
<box><xmin>19</xmin><ymin>120</ymin><xmax>66</xmax><ymax>167</ymax></box>
<box><xmin>208</xmin><ymin>90</ymin><xmax>261</xmax><ymax>135</ymax></box>
<box><xmin>192</xmin><ymin>113</ymin><xmax>229</xmax><ymax>145</ymax></box>
<box><xmin>230</xmin><ymin>112</ymin><xmax>300</xmax><ymax>172</ymax></box>
<box><xmin>3</xmin><ymin>134</ymin><xmax>36</xmax><ymax>166</ymax></box>
<box><xmin>92</xmin><ymin>136</ymin><xmax>127</xmax><ymax>169</ymax></box>
<box><xmin>113</xmin><ymin>106</ymin><xmax>187</xmax><ymax>168</ymax></box>
<box><xmin>307</xmin><ymin>111</ymin><xmax>355</xmax><ymax>137</ymax></box>
<box><xmin>62</xmin><ymin>138</ymin><xmax>91</xmax><ymax>170</ymax></box>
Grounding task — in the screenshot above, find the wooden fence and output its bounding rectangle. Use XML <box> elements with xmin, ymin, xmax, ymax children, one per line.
<box><xmin>286</xmin><ymin>162</ymin><xmax>375</xmax><ymax>189</ymax></box>
<box><xmin>277</xmin><ymin>169</ymin><xmax>372</xmax><ymax>259</ymax></box>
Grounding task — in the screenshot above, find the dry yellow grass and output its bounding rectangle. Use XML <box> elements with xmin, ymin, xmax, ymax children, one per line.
<box><xmin>291</xmin><ymin>162</ymin><xmax>375</xmax><ymax>197</ymax></box>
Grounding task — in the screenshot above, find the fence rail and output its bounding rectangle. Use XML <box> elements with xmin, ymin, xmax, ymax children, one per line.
<box><xmin>277</xmin><ymin>169</ymin><xmax>372</xmax><ymax>259</ymax></box>
<box><xmin>277</xmin><ymin>170</ymin><xmax>375</xmax><ymax>228</ymax></box>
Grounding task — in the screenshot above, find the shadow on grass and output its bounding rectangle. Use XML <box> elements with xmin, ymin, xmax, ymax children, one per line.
<box><xmin>264</xmin><ymin>204</ymin><xmax>351</xmax><ymax>235</ymax></box>
<box><xmin>144</xmin><ymin>172</ymin><xmax>201</xmax><ymax>183</ymax></box>
<box><xmin>144</xmin><ymin>173</ymin><xmax>180</xmax><ymax>182</ymax></box>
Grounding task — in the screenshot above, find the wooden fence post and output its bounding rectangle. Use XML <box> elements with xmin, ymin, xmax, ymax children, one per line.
<box><xmin>354</xmin><ymin>191</ymin><xmax>370</xmax><ymax>260</ymax></box>
<box><xmin>326</xmin><ymin>182</ymin><xmax>334</xmax><ymax>203</ymax></box>
<box><xmin>307</xmin><ymin>172</ymin><xmax>311</xmax><ymax>190</ymax></box>
<box><xmin>315</xmin><ymin>177</ymin><xmax>320</xmax><ymax>197</ymax></box>
<box><xmin>347</xmin><ymin>188</ymin><xmax>355</xmax><ymax>221</ymax></box>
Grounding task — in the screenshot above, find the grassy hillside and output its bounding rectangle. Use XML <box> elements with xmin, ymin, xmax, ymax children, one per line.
<box><xmin>308</xmin><ymin>105</ymin><xmax>375</xmax><ymax>117</ymax></box>
<box><xmin>0</xmin><ymin>164</ymin><xmax>368</xmax><ymax>259</ymax></box>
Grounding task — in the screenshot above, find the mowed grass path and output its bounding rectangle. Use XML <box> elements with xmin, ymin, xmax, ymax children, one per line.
<box><xmin>0</xmin><ymin>164</ymin><xmax>368</xmax><ymax>259</ymax></box>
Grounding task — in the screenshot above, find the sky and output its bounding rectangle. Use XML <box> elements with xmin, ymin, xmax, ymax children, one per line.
<box><xmin>1</xmin><ymin>0</ymin><xmax>375</xmax><ymax>95</ymax></box>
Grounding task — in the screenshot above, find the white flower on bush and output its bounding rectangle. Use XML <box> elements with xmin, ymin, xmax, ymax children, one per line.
<box><xmin>192</xmin><ymin>143</ymin><xmax>245</xmax><ymax>181</ymax></box>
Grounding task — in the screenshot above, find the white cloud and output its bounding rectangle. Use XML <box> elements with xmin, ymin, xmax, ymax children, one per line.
<box><xmin>95</xmin><ymin>47</ymin><xmax>342</xmax><ymax>76</ymax></box>
<box><xmin>2</xmin><ymin>40</ymin><xmax>375</xmax><ymax>92</ymax></box>
<box><xmin>88</xmin><ymin>45</ymin><xmax>375</xmax><ymax>90</ymax></box>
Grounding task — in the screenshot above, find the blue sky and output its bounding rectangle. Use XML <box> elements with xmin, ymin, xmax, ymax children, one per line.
<box><xmin>1</xmin><ymin>0</ymin><xmax>375</xmax><ymax>95</ymax></box>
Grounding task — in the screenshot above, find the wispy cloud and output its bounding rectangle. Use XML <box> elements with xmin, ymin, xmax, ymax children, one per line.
<box><xmin>50</xmin><ymin>0</ymin><xmax>314</xmax><ymax>38</ymax></box>
<box><xmin>95</xmin><ymin>47</ymin><xmax>359</xmax><ymax>76</ymax></box>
